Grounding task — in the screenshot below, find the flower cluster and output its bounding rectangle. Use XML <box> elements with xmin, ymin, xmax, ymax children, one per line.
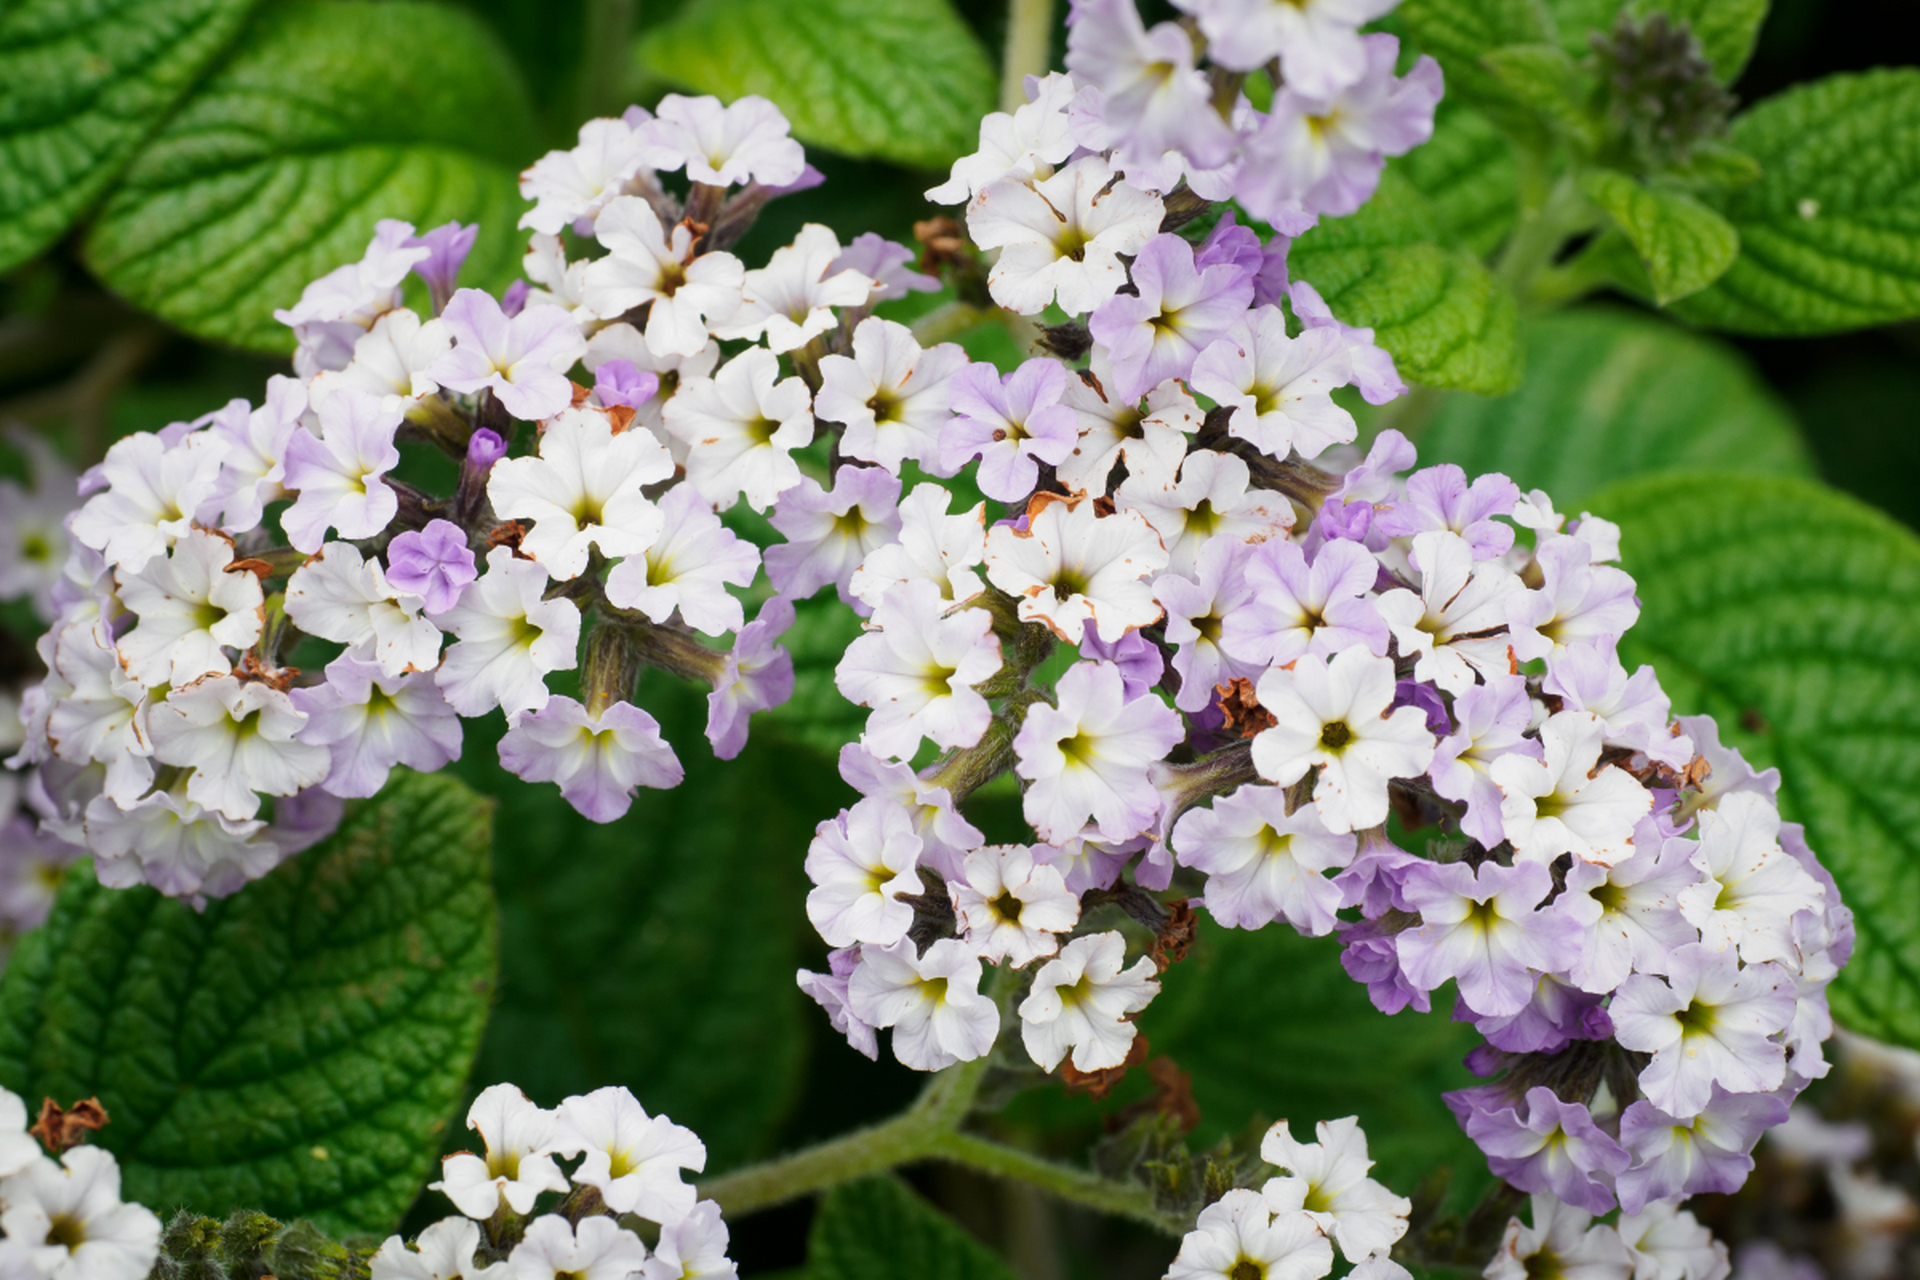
<box><xmin>0</xmin><ymin>1089</ymin><xmax>161</xmax><ymax>1280</ymax></box>
<box><xmin>5</xmin><ymin>92</ymin><xmax>958</xmax><ymax>899</ymax></box>
<box><xmin>377</xmin><ymin>1082</ymin><xmax>730</xmax><ymax>1280</ymax></box>
<box><xmin>1167</xmin><ymin>1117</ymin><xmax>1414</xmax><ymax>1280</ymax></box>
<box><xmin>778</xmin><ymin>0</ymin><xmax>1848</xmax><ymax>1274</ymax></box>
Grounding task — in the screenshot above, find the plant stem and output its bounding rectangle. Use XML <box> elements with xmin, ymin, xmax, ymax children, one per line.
<box><xmin>1000</xmin><ymin>0</ymin><xmax>1057</xmax><ymax>113</ymax></box>
<box><xmin>573</xmin><ymin>0</ymin><xmax>637</xmax><ymax>124</ymax></box>
<box><xmin>928</xmin><ymin>1131</ymin><xmax>1189</xmax><ymax>1236</ymax></box>
<box><xmin>1493</xmin><ymin>171</ymin><xmax>1597</xmax><ymax>301</ymax></box>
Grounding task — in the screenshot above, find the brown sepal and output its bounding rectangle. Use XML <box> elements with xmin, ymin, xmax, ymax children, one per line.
<box><xmin>31</xmin><ymin>1097</ymin><xmax>108</xmax><ymax>1153</ymax></box>
<box><xmin>1061</xmin><ymin>1031</ymin><xmax>1151</xmax><ymax>1100</ymax></box>
<box><xmin>227</xmin><ymin>558</ymin><xmax>274</xmax><ymax>581</ymax></box>
<box><xmin>1151</xmin><ymin>899</ymin><xmax>1198</xmax><ymax>974</ymax></box>
<box><xmin>1104</xmin><ymin>1057</ymin><xmax>1202</xmax><ymax>1135</ymax></box>
<box><xmin>1215</xmin><ymin>677</ymin><xmax>1276</xmax><ymax>738</ymax></box>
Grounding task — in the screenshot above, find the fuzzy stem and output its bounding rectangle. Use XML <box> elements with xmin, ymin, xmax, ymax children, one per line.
<box><xmin>1000</xmin><ymin>0</ymin><xmax>1057</xmax><ymax>113</ymax></box>
<box><xmin>927</xmin><ymin>1131</ymin><xmax>1189</xmax><ymax>1236</ymax></box>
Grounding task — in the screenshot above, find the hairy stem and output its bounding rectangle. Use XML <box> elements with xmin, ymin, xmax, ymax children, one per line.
<box><xmin>1000</xmin><ymin>0</ymin><xmax>1057</xmax><ymax>113</ymax></box>
<box><xmin>928</xmin><ymin>1131</ymin><xmax>1188</xmax><ymax>1236</ymax></box>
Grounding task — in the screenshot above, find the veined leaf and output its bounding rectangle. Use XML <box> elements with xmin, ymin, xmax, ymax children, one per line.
<box><xmin>810</xmin><ymin>1177</ymin><xmax>1020</xmax><ymax>1280</ymax></box>
<box><xmin>1583</xmin><ymin>168</ymin><xmax>1740</xmax><ymax>303</ymax></box>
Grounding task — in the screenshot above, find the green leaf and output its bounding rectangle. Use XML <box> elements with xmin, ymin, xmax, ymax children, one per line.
<box><xmin>460</xmin><ymin>679</ymin><xmax>844</xmax><ymax>1171</ymax></box>
<box><xmin>1541</xmin><ymin>0</ymin><xmax>1618</xmax><ymax>58</ymax></box>
<box><xmin>1628</xmin><ymin>0</ymin><xmax>1768</xmax><ymax>82</ymax></box>
<box><xmin>1480</xmin><ymin>44</ymin><xmax>1601</xmax><ymax>149</ymax></box>
<box><xmin>1290</xmin><ymin>173</ymin><xmax>1522</xmax><ymax>395</ymax></box>
<box><xmin>1671</xmin><ymin>69</ymin><xmax>1920</xmax><ymax>335</ymax></box>
<box><xmin>1392</xmin><ymin>102</ymin><xmax>1520</xmax><ymax>260</ymax></box>
<box><xmin>0</xmin><ymin>0</ymin><xmax>261</xmax><ymax>272</ymax></box>
<box><xmin>1140</xmin><ymin>920</ymin><xmax>1489</xmax><ymax>1208</ymax></box>
<box><xmin>636</xmin><ymin>0</ymin><xmax>995</xmax><ymax>170</ymax></box>
<box><xmin>1581</xmin><ymin>168</ymin><xmax>1740</xmax><ymax>303</ymax></box>
<box><xmin>1591</xmin><ymin>474</ymin><xmax>1920</xmax><ymax>1051</ymax></box>
<box><xmin>1418</xmin><ymin>306</ymin><xmax>1811</xmax><ymax>505</ymax></box>
<box><xmin>0</xmin><ymin>771</ymin><xmax>498</xmax><ymax>1236</ymax></box>
<box><xmin>80</xmin><ymin>1</ymin><xmax>538</xmax><ymax>353</ymax></box>
<box><xmin>809</xmin><ymin>1177</ymin><xmax>1019</xmax><ymax>1280</ymax></box>
<box><xmin>1397</xmin><ymin>0</ymin><xmax>1555</xmax><ymax>140</ymax></box>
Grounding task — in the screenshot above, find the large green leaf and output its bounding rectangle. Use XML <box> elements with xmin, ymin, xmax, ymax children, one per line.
<box><xmin>1417</xmin><ymin>307</ymin><xmax>1810</xmax><ymax>504</ymax></box>
<box><xmin>81</xmin><ymin>1</ymin><xmax>537</xmax><ymax>353</ymax></box>
<box><xmin>1592</xmin><ymin>474</ymin><xmax>1920</xmax><ymax>1050</ymax></box>
<box><xmin>1671</xmin><ymin>69</ymin><xmax>1920</xmax><ymax>335</ymax></box>
<box><xmin>809</xmin><ymin>1177</ymin><xmax>1020</xmax><ymax>1280</ymax></box>
<box><xmin>1392</xmin><ymin>101</ymin><xmax>1520</xmax><ymax>260</ymax></box>
<box><xmin>1583</xmin><ymin>169</ymin><xmax>1739</xmax><ymax>304</ymax></box>
<box><xmin>459</xmin><ymin>679</ymin><xmax>846</xmax><ymax>1171</ymax></box>
<box><xmin>0</xmin><ymin>771</ymin><xmax>497</xmax><ymax>1236</ymax></box>
<box><xmin>0</xmin><ymin>0</ymin><xmax>260</xmax><ymax>272</ymax></box>
<box><xmin>636</xmin><ymin>0</ymin><xmax>995</xmax><ymax>170</ymax></box>
<box><xmin>1397</xmin><ymin>0</ymin><xmax>1553</xmax><ymax>140</ymax></box>
<box><xmin>1291</xmin><ymin>173</ymin><xmax>1522</xmax><ymax>396</ymax></box>
<box><xmin>1140</xmin><ymin>920</ymin><xmax>1488</xmax><ymax>1207</ymax></box>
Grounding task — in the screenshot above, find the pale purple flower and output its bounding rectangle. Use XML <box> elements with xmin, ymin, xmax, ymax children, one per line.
<box><xmin>1331</xmin><ymin>427</ymin><xmax>1417</xmax><ymax>504</ymax></box>
<box><xmin>936</xmin><ymin>359</ymin><xmax>1079</xmax><ymax>502</ymax></box>
<box><xmin>1464</xmin><ymin>974</ymin><xmax>1612</xmax><ymax>1055</ymax></box>
<box><xmin>281</xmin><ymin>388</ymin><xmax>404</xmax><ymax>552</ymax></box>
<box><xmin>1088</xmin><ymin>234</ymin><xmax>1254</xmax><ymax>402</ymax></box>
<box><xmin>408</xmin><ymin>221</ymin><xmax>478</xmax><ymax>314</ymax></box>
<box><xmin>1194</xmin><ymin>210</ymin><xmax>1265</xmax><ymax>276</ymax></box>
<box><xmin>797</xmin><ymin>946</ymin><xmax>880</xmax><ymax>1061</ymax></box>
<box><xmin>1077</xmin><ymin>628</ymin><xmax>1164</xmax><ymax>700</ymax></box>
<box><xmin>1173</xmin><ymin>783</ymin><xmax>1356</xmax><ymax>934</ymax></box>
<box><xmin>830</xmin><ymin>232</ymin><xmax>939</xmax><ymax>304</ymax></box>
<box><xmin>1558</xmin><ymin>832</ymin><xmax>1700</xmax><ymax>994</ymax></box>
<box><xmin>706</xmin><ymin>595</ymin><xmax>795</xmax><ymax>759</ymax></box>
<box><xmin>498</xmin><ymin>696</ymin><xmax>683</xmax><ymax>822</ymax></box>
<box><xmin>1188</xmin><ymin>307</ymin><xmax>1356</xmax><ymax>462</ymax></box>
<box><xmin>1064</xmin><ymin>0</ymin><xmax>1235</xmax><ymax>169</ymax></box>
<box><xmin>1238</xmin><ymin>36</ymin><xmax>1442</xmax><ymax>221</ymax></box>
<box><xmin>1171</xmin><ymin>0</ymin><xmax>1397</xmax><ymax>92</ymax></box>
<box><xmin>428</xmin><ymin>290</ymin><xmax>586</xmax><ymax>421</ymax></box>
<box><xmin>292</xmin><ymin>655</ymin><xmax>462</xmax><ymax>799</ymax></box>
<box><xmin>1507</xmin><ymin>534</ymin><xmax>1642</xmax><ymax>663</ymax></box>
<box><xmin>1676</xmin><ymin>791</ymin><xmax>1826</xmax><ymax>968</ymax></box>
<box><xmin>1428</xmin><ymin>675</ymin><xmax>1537</xmax><ymax>849</ymax></box>
<box><xmin>1464</xmin><ymin>1087</ymin><xmax>1631</xmax><ymax>1214</ymax></box>
<box><xmin>593</xmin><ymin>359</ymin><xmax>659</xmax><ymax>410</ymax></box>
<box><xmin>1546</xmin><ymin>641</ymin><xmax>1692</xmax><ymax>771</ymax></box>
<box><xmin>765</xmin><ymin>467</ymin><xmax>903</xmax><ymax>606</ymax></box>
<box><xmin>1612</xmin><ymin>943</ymin><xmax>1797</xmax><ymax>1118</ymax></box>
<box><xmin>69</xmin><ymin>431</ymin><xmax>223</xmax><ymax>573</ymax></box>
<box><xmin>837</xmin><ymin>742</ymin><xmax>984</xmax><ymax>882</ymax></box>
<box><xmin>1377</xmin><ymin>463</ymin><xmax>1518</xmax><ymax>557</ymax></box>
<box><xmin>1219</xmin><ymin>537</ymin><xmax>1387</xmax><ymax>668</ymax></box>
<box><xmin>602</xmin><ymin>483</ymin><xmax>759</xmax><ymax>637</ymax></box>
<box><xmin>1616</xmin><ymin>1088</ymin><xmax>1788</xmax><ymax>1214</ymax></box>
<box><xmin>387</xmin><ymin>520</ymin><xmax>479</xmax><ymax>615</ymax></box>
<box><xmin>1155</xmin><ymin>537</ymin><xmax>1262</xmax><ymax>712</ymax></box>
<box><xmin>805</xmin><ymin>795</ymin><xmax>921</xmax><ymax>949</ymax></box>
<box><xmin>1396</xmin><ymin>859</ymin><xmax>1574</xmax><ymax>1018</ymax></box>
<box><xmin>205</xmin><ymin>375</ymin><xmax>306</xmax><ymax>533</ymax></box>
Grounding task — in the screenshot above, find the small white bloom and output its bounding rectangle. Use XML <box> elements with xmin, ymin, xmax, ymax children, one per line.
<box><xmin>281</xmin><ymin>387</ymin><xmax>405</xmax><ymax>553</ymax></box>
<box><xmin>926</xmin><ymin>71</ymin><xmax>1078</xmax><ymax>204</ymax></box>
<box><xmin>969</xmin><ymin>155</ymin><xmax>1163</xmax><ymax>315</ymax></box>
<box><xmin>370</xmin><ymin>1217</ymin><xmax>505</xmax><ymax>1280</ymax></box>
<box><xmin>85</xmin><ymin>788</ymin><xmax>279</xmax><ymax>901</ymax></box>
<box><xmin>42</xmin><ymin>621</ymin><xmax>153</xmax><ymax>807</ymax></box>
<box><xmin>765</xmin><ymin>468</ymin><xmax>904</xmax><ymax>608</ymax></box>
<box><xmin>497</xmin><ymin>696</ymin><xmax>683</xmax><ymax>823</ymax></box>
<box><xmin>1614</xmin><ymin>1201</ymin><xmax>1727</xmax><ymax>1280</ymax></box>
<box><xmin>849</xmin><ymin>936</ymin><xmax>999</xmax><ymax>1071</ymax></box>
<box><xmin>837</xmin><ymin>742</ymin><xmax>985</xmax><ymax>883</ymax></box>
<box><xmin>68</xmin><ymin>431</ymin><xmax>222</xmax><ymax>573</ymax></box>
<box><xmin>551</xmin><ymin>1086</ymin><xmax>705</xmax><ymax>1224</ymax></box>
<box><xmin>602</xmin><ymin>483</ymin><xmax>759</xmax><ymax>636</ymax></box>
<box><xmin>583</xmin><ymin>197</ymin><xmax>745</xmax><ymax>357</ymax></box>
<box><xmin>1173</xmin><ymin>784</ymin><xmax>1356</xmax><ymax>935</ymax></box>
<box><xmin>1019</xmin><ymin>931</ymin><xmax>1158</xmax><ymax>1072</ymax></box>
<box><xmin>1014</xmin><ymin>659</ymin><xmax>1185</xmax><ymax>844</ymax></box>
<box><xmin>952</xmin><ymin>844</ymin><xmax>1079</xmax><ymax>966</ymax></box>
<box><xmin>1154</xmin><ymin>536</ymin><xmax>1263</xmax><ymax>714</ymax></box>
<box><xmin>0</xmin><ymin>1088</ymin><xmax>39</xmax><ymax>1177</ymax></box>
<box><xmin>648</xmin><ymin>93</ymin><xmax>806</xmax><ymax>189</ymax></box>
<box><xmin>664</xmin><ymin>347</ymin><xmax>813</xmax><ymax>512</ymax></box>
<box><xmin>115</xmin><ymin>530</ymin><xmax>264</xmax><ymax>687</ymax></box>
<box><xmin>293</xmin><ymin>655</ymin><xmax>463</xmax><ymax>799</ymax></box>
<box><xmin>1189</xmin><ymin>309</ymin><xmax>1357</xmax><ymax>463</ymax></box>
<box><xmin>284</xmin><ymin>542</ymin><xmax>442</xmax><ymax>677</ymax></box>
<box><xmin>505</xmin><ymin>1216</ymin><xmax>649</xmax><ymax>1280</ymax></box>
<box><xmin>1260</xmin><ymin>1116</ymin><xmax>1411</xmax><ymax>1264</ymax></box>
<box><xmin>1493</xmin><ymin>711</ymin><xmax>1652</xmax><ymax>867</ymax></box>
<box><xmin>522</xmin><ymin>233</ymin><xmax>594</xmax><ymax>323</ymax></box>
<box><xmin>206</xmin><ymin>375</ymin><xmax>307</xmax><ymax>533</ymax></box>
<box><xmin>984</xmin><ymin>496</ymin><xmax>1167</xmax><ymax>644</ymax></box>
<box><xmin>148</xmin><ymin>675</ymin><xmax>330</xmax><ymax>821</ymax></box>
<box><xmin>1165</xmin><ymin>1188</ymin><xmax>1335</xmax><ymax>1280</ymax></box>
<box><xmin>1374</xmin><ymin>530</ymin><xmax>1519</xmax><ymax>697</ymax></box>
<box><xmin>1056</xmin><ymin>357</ymin><xmax>1200</xmax><ymax>493</ymax></box>
<box><xmin>805</xmin><ymin>796</ymin><xmax>923</xmax><ymax>949</ymax></box>
<box><xmin>312</xmin><ymin>308</ymin><xmax>450</xmax><ymax>409</ymax></box>
<box><xmin>0</xmin><ymin>1146</ymin><xmax>161</xmax><ymax>1280</ymax></box>
<box><xmin>1112</xmin><ymin>447</ymin><xmax>1292</xmax><ymax>578</ymax></box>
<box><xmin>641</xmin><ymin>1200</ymin><xmax>737</xmax><ymax>1280</ymax></box>
<box><xmin>488</xmin><ymin>405</ymin><xmax>674</xmax><ymax>579</ymax></box>
<box><xmin>815</xmin><ymin>318</ymin><xmax>967</xmax><ymax>473</ymax></box>
<box><xmin>712</xmin><ymin>224</ymin><xmax>872</xmax><ymax>353</ymax></box>
<box><xmin>430</xmin><ymin>1083</ymin><xmax>570</xmax><ymax>1219</ymax></box>
<box><xmin>848</xmin><ymin>482</ymin><xmax>987</xmax><ymax>612</ymax></box>
<box><xmin>435</xmin><ymin>546</ymin><xmax>581</xmax><ymax>719</ymax></box>
<box><xmin>519</xmin><ymin>115</ymin><xmax>669</xmax><ymax>236</ymax></box>
<box><xmin>835</xmin><ymin>581</ymin><xmax>1001</xmax><ymax>762</ymax></box>
<box><xmin>1676</xmin><ymin>790</ymin><xmax>1825</xmax><ymax>968</ymax></box>
<box><xmin>1485</xmin><ymin>1194</ymin><xmax>1634</xmax><ymax>1280</ymax></box>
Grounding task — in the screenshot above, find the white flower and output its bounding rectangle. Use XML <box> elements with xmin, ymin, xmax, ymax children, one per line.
<box><xmin>1260</xmin><ymin>1116</ymin><xmax>1410</xmax><ymax>1263</ymax></box>
<box><xmin>430</xmin><ymin>1083</ymin><xmax>569</xmax><ymax>1219</ymax></box>
<box><xmin>292</xmin><ymin>656</ymin><xmax>462</xmax><ymax>799</ymax></box>
<box><xmin>274</xmin><ymin>219</ymin><xmax>425</xmax><ymax>375</ymax></box>
<box><xmin>1558</xmin><ymin>838</ymin><xmax>1699</xmax><ymax>994</ymax></box>
<box><xmin>370</xmin><ymin>1217</ymin><xmax>505</xmax><ymax>1280</ymax></box>
<box><xmin>1218</xmin><ymin>538</ymin><xmax>1386</xmax><ymax>669</ymax></box>
<box><xmin>1014</xmin><ymin>659</ymin><xmax>1185</xmax><ymax>844</ymax></box>
<box><xmin>835</xmin><ymin>582</ymin><xmax>1000</xmax><ymax>761</ymax></box>
<box><xmin>551</xmin><ymin>1086</ymin><xmax>705</xmax><ymax>1224</ymax></box>
<box><xmin>1614</xmin><ymin>1201</ymin><xmax>1727</xmax><ymax>1280</ymax></box>
<box><xmin>148</xmin><ymin>675</ymin><xmax>330</xmax><ymax>821</ymax></box>
<box><xmin>505</xmin><ymin>1216</ymin><xmax>649</xmax><ymax>1280</ymax></box>
<box><xmin>0</xmin><ymin>1088</ymin><xmax>38</xmax><ymax>1177</ymax></box>
<box><xmin>1112</xmin><ymin>448</ymin><xmax>1292</xmax><ymax>578</ymax></box>
<box><xmin>205</xmin><ymin>375</ymin><xmax>306</xmax><ymax>533</ymax></box>
<box><xmin>712</xmin><ymin>224</ymin><xmax>872</xmax><ymax>353</ymax></box>
<box><xmin>815</xmin><ymin>318</ymin><xmax>967</xmax><ymax>473</ymax></box>
<box><xmin>1154</xmin><ymin>536</ymin><xmax>1262</xmax><ymax>713</ymax></box>
<box><xmin>1251</xmin><ymin>648</ymin><xmax>1435</xmax><ymax>835</ymax></box>
<box><xmin>1492</xmin><ymin>711</ymin><xmax>1651</xmax><ymax>867</ymax></box>
<box><xmin>849</xmin><ymin>936</ymin><xmax>999</xmax><ymax>1071</ymax></box>
<box><xmin>1485</xmin><ymin>1194</ymin><xmax>1634</xmax><ymax>1280</ymax></box>
<box><xmin>1610</xmin><ymin>944</ymin><xmax>1796</xmax><ymax>1119</ymax></box>
<box><xmin>115</xmin><ymin>530</ymin><xmax>264</xmax><ymax>687</ymax></box>
<box><xmin>312</xmin><ymin>308</ymin><xmax>450</xmax><ymax>409</ymax></box>
<box><xmin>583</xmin><ymin>197</ymin><xmax>745</xmax><ymax>357</ymax></box>
<box><xmin>1675</xmin><ymin>791</ymin><xmax>1825</xmax><ymax>969</ymax></box>
<box><xmin>284</xmin><ymin>542</ymin><xmax>442</xmax><ymax>677</ymax></box>
<box><xmin>86</xmin><ymin>788</ymin><xmax>279</xmax><ymax>901</ymax></box>
<box><xmin>518</xmin><ymin>115</ymin><xmax>668</xmax><ymax>236</ymax></box>
<box><xmin>68</xmin><ymin>431</ymin><xmax>222</xmax><ymax>573</ymax></box>
<box><xmin>804</xmin><ymin>796</ymin><xmax>923</xmax><ymax>949</ymax></box>
<box><xmin>488</xmin><ymin>405</ymin><xmax>673</xmax><ymax>580</ymax></box>
<box><xmin>969</xmin><ymin>155</ymin><xmax>1164</xmax><ymax>315</ymax></box>
<box><xmin>1056</xmin><ymin>357</ymin><xmax>1201</xmax><ymax>493</ymax></box>
<box><xmin>1173</xmin><ymin>784</ymin><xmax>1356</xmax><ymax>935</ymax></box>
<box><xmin>435</xmin><ymin>546</ymin><xmax>581</xmax><ymax>719</ymax></box>
<box><xmin>641</xmin><ymin>1200</ymin><xmax>736</xmax><ymax>1280</ymax></box>
<box><xmin>953</xmin><ymin>844</ymin><xmax>1079</xmax><ymax>966</ymax></box>
<box><xmin>497</xmin><ymin>696</ymin><xmax>683</xmax><ymax>823</ymax></box>
<box><xmin>1166</xmin><ymin>1189</ymin><xmax>1334</xmax><ymax>1280</ymax></box>
<box><xmin>837</xmin><ymin>742</ymin><xmax>985</xmax><ymax>883</ymax></box>
<box><xmin>648</xmin><ymin>93</ymin><xmax>806</xmax><ymax>189</ymax></box>
<box><xmin>926</xmin><ymin>71</ymin><xmax>1078</xmax><ymax>204</ymax></box>
<box><xmin>848</xmin><ymin>483</ymin><xmax>987</xmax><ymax>612</ymax></box>
<box><xmin>1505</xmin><ymin>535</ymin><xmax>1640</xmax><ymax>663</ymax></box>
<box><xmin>42</xmin><ymin>621</ymin><xmax>153</xmax><ymax>807</ymax></box>
<box><xmin>1374</xmin><ymin>530</ymin><xmax>1519</xmax><ymax>697</ymax></box>
<box><xmin>765</xmin><ymin>468</ymin><xmax>904</xmax><ymax>607</ymax></box>
<box><xmin>0</xmin><ymin>1146</ymin><xmax>160</xmax><ymax>1280</ymax></box>
<box><xmin>664</xmin><ymin>347</ymin><xmax>813</xmax><ymax>512</ymax></box>
<box><xmin>984</xmin><ymin>497</ymin><xmax>1167</xmax><ymax>644</ymax></box>
<box><xmin>281</xmin><ymin>387</ymin><xmax>405</xmax><ymax>553</ymax></box>
<box><xmin>428</xmin><ymin>291</ymin><xmax>587</xmax><ymax>423</ymax></box>
<box><xmin>602</xmin><ymin>483</ymin><xmax>759</xmax><ymax>636</ymax></box>
<box><xmin>1018</xmin><ymin>930</ymin><xmax>1158</xmax><ymax>1071</ymax></box>
<box><xmin>522</xmin><ymin>234</ymin><xmax>593</xmax><ymax>323</ymax></box>
<box><xmin>1189</xmin><ymin>309</ymin><xmax>1356</xmax><ymax>462</ymax></box>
